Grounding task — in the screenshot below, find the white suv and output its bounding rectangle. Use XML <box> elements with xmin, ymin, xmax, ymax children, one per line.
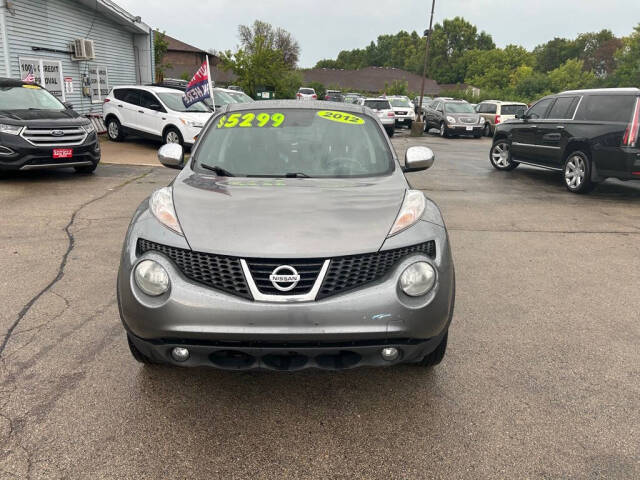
<box><xmin>357</xmin><ymin>98</ymin><xmax>396</xmax><ymax>137</ymax></box>
<box><xmin>296</xmin><ymin>87</ymin><xmax>317</xmax><ymax>101</ymax></box>
<box><xmin>387</xmin><ymin>96</ymin><xmax>416</xmax><ymax>128</ymax></box>
<box><xmin>103</xmin><ymin>86</ymin><xmax>213</xmax><ymax>146</ymax></box>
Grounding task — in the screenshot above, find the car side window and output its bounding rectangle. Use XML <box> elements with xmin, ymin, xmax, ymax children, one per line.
<box><xmin>487</xmin><ymin>104</ymin><xmax>497</xmax><ymax>114</ymax></box>
<box><xmin>527</xmin><ymin>98</ymin><xmax>554</xmax><ymax>120</ymax></box>
<box><xmin>547</xmin><ymin>96</ymin><xmax>579</xmax><ymax>119</ymax></box>
<box><xmin>113</xmin><ymin>89</ymin><xmax>128</xmax><ymax>102</ymax></box>
<box><xmin>574</xmin><ymin>95</ymin><xmax>636</xmax><ymax>123</ymax></box>
<box><xmin>122</xmin><ymin>89</ymin><xmax>141</xmax><ymax>107</ymax></box>
<box><xmin>140</xmin><ymin>91</ymin><xmax>163</xmax><ymax>111</ymax></box>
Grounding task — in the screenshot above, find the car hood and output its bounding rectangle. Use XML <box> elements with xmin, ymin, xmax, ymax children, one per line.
<box><xmin>175</xmin><ymin>111</ymin><xmax>212</xmax><ymax>122</ymax></box>
<box><xmin>0</xmin><ymin>108</ymin><xmax>88</xmax><ymax>126</ymax></box>
<box><xmin>172</xmin><ymin>172</ymin><xmax>406</xmax><ymax>258</ymax></box>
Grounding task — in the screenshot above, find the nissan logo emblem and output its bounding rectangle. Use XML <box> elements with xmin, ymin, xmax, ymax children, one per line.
<box><xmin>51</xmin><ymin>130</ymin><xmax>65</xmax><ymax>137</ymax></box>
<box><xmin>269</xmin><ymin>265</ymin><xmax>301</xmax><ymax>292</ymax></box>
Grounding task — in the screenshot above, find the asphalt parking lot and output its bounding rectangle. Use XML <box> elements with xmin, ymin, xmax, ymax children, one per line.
<box><xmin>1</xmin><ymin>132</ymin><xmax>639</xmax><ymax>479</ymax></box>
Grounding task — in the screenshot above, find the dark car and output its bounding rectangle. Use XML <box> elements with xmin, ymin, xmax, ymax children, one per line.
<box><xmin>0</xmin><ymin>77</ymin><xmax>100</xmax><ymax>173</ymax></box>
<box><xmin>424</xmin><ymin>99</ymin><xmax>483</xmax><ymax>138</ymax></box>
<box><xmin>324</xmin><ymin>91</ymin><xmax>344</xmax><ymax>102</ymax></box>
<box><xmin>489</xmin><ymin>88</ymin><xmax>640</xmax><ymax>193</ymax></box>
<box><xmin>117</xmin><ymin>100</ymin><xmax>455</xmax><ymax>371</ymax></box>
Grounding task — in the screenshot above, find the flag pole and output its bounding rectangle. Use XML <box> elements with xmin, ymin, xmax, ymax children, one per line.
<box><xmin>206</xmin><ymin>55</ymin><xmax>215</xmax><ymax>112</ymax></box>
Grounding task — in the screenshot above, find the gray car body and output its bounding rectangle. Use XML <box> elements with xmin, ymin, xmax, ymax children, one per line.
<box><xmin>117</xmin><ymin>100</ymin><xmax>455</xmax><ymax>370</ymax></box>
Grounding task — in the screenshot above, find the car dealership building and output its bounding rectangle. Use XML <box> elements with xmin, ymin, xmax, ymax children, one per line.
<box><xmin>0</xmin><ymin>0</ymin><xmax>153</xmax><ymax>115</ymax></box>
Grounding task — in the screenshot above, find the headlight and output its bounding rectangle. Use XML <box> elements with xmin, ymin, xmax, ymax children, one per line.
<box><xmin>134</xmin><ymin>260</ymin><xmax>170</xmax><ymax>296</ymax></box>
<box><xmin>399</xmin><ymin>262</ymin><xmax>436</xmax><ymax>296</ymax></box>
<box><xmin>478</xmin><ymin>116</ymin><xmax>484</xmax><ymax>124</ymax></box>
<box><xmin>388</xmin><ymin>190</ymin><xmax>425</xmax><ymax>237</ymax></box>
<box><xmin>0</xmin><ymin>124</ymin><xmax>23</xmax><ymax>135</ymax></box>
<box><xmin>446</xmin><ymin>116</ymin><xmax>456</xmax><ymax>124</ymax></box>
<box><xmin>149</xmin><ymin>186</ymin><xmax>183</xmax><ymax>235</ymax></box>
<box><xmin>82</xmin><ymin>123</ymin><xmax>96</xmax><ymax>134</ymax></box>
<box><xmin>180</xmin><ymin>118</ymin><xmax>203</xmax><ymax>128</ymax></box>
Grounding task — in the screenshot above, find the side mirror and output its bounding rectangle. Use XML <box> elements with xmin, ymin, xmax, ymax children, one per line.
<box><xmin>403</xmin><ymin>146</ymin><xmax>435</xmax><ymax>173</ymax></box>
<box><xmin>63</xmin><ymin>102</ymin><xmax>74</xmax><ymax>110</ymax></box>
<box><xmin>158</xmin><ymin>143</ymin><xmax>184</xmax><ymax>169</ymax></box>
<box><xmin>516</xmin><ymin>110</ymin><xmax>528</xmax><ymax>120</ymax></box>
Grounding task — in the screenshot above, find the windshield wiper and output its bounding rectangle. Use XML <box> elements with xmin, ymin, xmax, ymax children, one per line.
<box><xmin>200</xmin><ymin>164</ymin><xmax>235</xmax><ymax>177</ymax></box>
<box><xmin>284</xmin><ymin>172</ymin><xmax>311</xmax><ymax>178</ymax></box>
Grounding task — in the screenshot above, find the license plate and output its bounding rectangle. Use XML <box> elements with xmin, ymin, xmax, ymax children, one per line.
<box><xmin>53</xmin><ymin>148</ymin><xmax>73</xmax><ymax>159</ymax></box>
<box><xmin>466</xmin><ymin>126</ymin><xmax>473</xmax><ymax>131</ymax></box>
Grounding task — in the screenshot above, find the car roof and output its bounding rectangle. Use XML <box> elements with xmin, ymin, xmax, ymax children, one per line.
<box><xmin>0</xmin><ymin>77</ymin><xmax>40</xmax><ymax>87</ymax></box>
<box><xmin>114</xmin><ymin>85</ymin><xmax>182</xmax><ymax>94</ymax></box>
<box><xmin>481</xmin><ymin>100</ymin><xmax>527</xmax><ymax>105</ymax></box>
<box><xmin>559</xmin><ymin>87</ymin><xmax>640</xmax><ymax>95</ymax></box>
<box><xmin>224</xmin><ymin>99</ymin><xmax>366</xmax><ymax>115</ymax></box>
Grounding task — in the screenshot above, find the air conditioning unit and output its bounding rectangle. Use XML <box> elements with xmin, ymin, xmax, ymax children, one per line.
<box><xmin>71</xmin><ymin>39</ymin><xmax>95</xmax><ymax>61</ymax></box>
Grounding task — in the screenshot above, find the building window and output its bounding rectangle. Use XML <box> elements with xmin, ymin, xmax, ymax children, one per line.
<box><xmin>88</xmin><ymin>64</ymin><xmax>109</xmax><ymax>103</ymax></box>
<box><xmin>19</xmin><ymin>57</ymin><xmax>65</xmax><ymax>101</ymax></box>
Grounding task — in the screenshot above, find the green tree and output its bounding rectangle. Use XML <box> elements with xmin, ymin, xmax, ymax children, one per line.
<box><xmin>221</xmin><ymin>25</ymin><xmax>303</xmax><ymax>99</ymax></box>
<box><xmin>547</xmin><ymin>59</ymin><xmax>596</xmax><ymax>92</ymax></box>
<box><xmin>238</xmin><ymin>20</ymin><xmax>300</xmax><ymax>68</ymax></box>
<box><xmin>533</xmin><ymin>37</ymin><xmax>580</xmax><ymax>72</ymax></box>
<box><xmin>153</xmin><ymin>30</ymin><xmax>171</xmax><ymax>82</ymax></box>
<box><xmin>382</xmin><ymin>80</ymin><xmax>409</xmax><ymax>96</ymax></box>
<box><xmin>613</xmin><ymin>24</ymin><xmax>640</xmax><ymax>86</ymax></box>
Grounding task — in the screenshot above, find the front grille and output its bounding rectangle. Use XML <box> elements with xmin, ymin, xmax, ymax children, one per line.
<box><xmin>136</xmin><ymin>239</ymin><xmax>251</xmax><ymax>299</ymax></box>
<box><xmin>458</xmin><ymin>117</ymin><xmax>477</xmax><ymax>124</ymax></box>
<box><xmin>137</xmin><ymin>239</ymin><xmax>435</xmax><ymax>301</ymax></box>
<box><xmin>396</xmin><ymin>110</ymin><xmax>408</xmax><ymax>115</ymax></box>
<box><xmin>21</xmin><ymin>126</ymin><xmax>87</xmax><ymax>146</ymax></box>
<box><xmin>245</xmin><ymin>258</ymin><xmax>324</xmax><ymax>296</ymax></box>
<box><xmin>318</xmin><ymin>241</ymin><xmax>435</xmax><ymax>299</ymax></box>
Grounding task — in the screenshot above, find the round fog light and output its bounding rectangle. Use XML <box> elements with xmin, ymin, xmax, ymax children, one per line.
<box><xmin>134</xmin><ymin>259</ymin><xmax>170</xmax><ymax>296</ymax></box>
<box><xmin>171</xmin><ymin>347</ymin><xmax>190</xmax><ymax>362</ymax></box>
<box><xmin>381</xmin><ymin>347</ymin><xmax>400</xmax><ymax>361</ymax></box>
<box><xmin>399</xmin><ymin>261</ymin><xmax>436</xmax><ymax>297</ymax></box>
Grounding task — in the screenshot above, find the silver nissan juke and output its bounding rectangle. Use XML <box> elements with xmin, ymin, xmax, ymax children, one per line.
<box><xmin>117</xmin><ymin>100</ymin><xmax>455</xmax><ymax>371</ymax></box>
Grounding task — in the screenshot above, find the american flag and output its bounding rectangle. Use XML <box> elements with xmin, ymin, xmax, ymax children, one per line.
<box><xmin>23</xmin><ymin>65</ymin><xmax>35</xmax><ymax>83</ymax></box>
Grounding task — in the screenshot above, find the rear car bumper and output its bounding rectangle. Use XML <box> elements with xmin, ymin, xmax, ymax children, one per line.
<box><xmin>117</xmin><ymin>209</ymin><xmax>455</xmax><ymax>369</ymax></box>
<box><xmin>0</xmin><ymin>133</ymin><xmax>100</xmax><ymax>171</ymax></box>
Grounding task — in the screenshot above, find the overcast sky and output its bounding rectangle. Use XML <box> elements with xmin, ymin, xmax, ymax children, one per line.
<box><xmin>117</xmin><ymin>0</ymin><xmax>640</xmax><ymax>68</ymax></box>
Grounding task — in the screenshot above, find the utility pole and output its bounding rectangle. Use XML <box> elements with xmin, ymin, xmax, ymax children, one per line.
<box><xmin>411</xmin><ymin>0</ymin><xmax>436</xmax><ymax>136</ymax></box>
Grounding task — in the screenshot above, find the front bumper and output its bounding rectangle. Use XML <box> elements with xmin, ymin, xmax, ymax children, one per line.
<box><xmin>446</xmin><ymin>124</ymin><xmax>483</xmax><ymax>135</ymax></box>
<box><xmin>117</xmin><ymin>209</ymin><xmax>455</xmax><ymax>369</ymax></box>
<box><xmin>0</xmin><ymin>132</ymin><xmax>100</xmax><ymax>171</ymax></box>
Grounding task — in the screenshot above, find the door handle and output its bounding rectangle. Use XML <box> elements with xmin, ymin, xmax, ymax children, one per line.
<box><xmin>117</xmin><ymin>104</ymin><xmax>123</xmax><ymax>108</ymax></box>
<box><xmin>138</xmin><ymin>110</ymin><xmax>144</xmax><ymax>113</ymax></box>
<box><xmin>557</xmin><ymin>125</ymin><xmax>565</xmax><ymax>129</ymax></box>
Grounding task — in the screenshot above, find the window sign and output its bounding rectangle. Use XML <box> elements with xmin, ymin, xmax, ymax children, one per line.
<box><xmin>19</xmin><ymin>57</ymin><xmax>66</xmax><ymax>102</ymax></box>
<box><xmin>89</xmin><ymin>64</ymin><xmax>109</xmax><ymax>103</ymax></box>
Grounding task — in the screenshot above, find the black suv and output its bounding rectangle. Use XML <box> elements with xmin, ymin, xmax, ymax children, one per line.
<box><xmin>0</xmin><ymin>77</ymin><xmax>100</xmax><ymax>173</ymax></box>
<box><xmin>490</xmin><ymin>88</ymin><xmax>640</xmax><ymax>193</ymax></box>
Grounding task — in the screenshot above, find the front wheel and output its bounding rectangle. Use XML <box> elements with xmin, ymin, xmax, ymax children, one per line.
<box><xmin>563</xmin><ymin>151</ymin><xmax>595</xmax><ymax>194</ymax></box>
<box><xmin>483</xmin><ymin>123</ymin><xmax>492</xmax><ymax>137</ymax></box>
<box><xmin>490</xmin><ymin>139</ymin><xmax>519</xmax><ymax>171</ymax></box>
<box><xmin>439</xmin><ymin>122</ymin><xmax>448</xmax><ymax>138</ymax></box>
<box><xmin>106</xmin><ymin>117</ymin><xmax>124</xmax><ymax>142</ymax></box>
<box><xmin>163</xmin><ymin>127</ymin><xmax>183</xmax><ymax>146</ymax></box>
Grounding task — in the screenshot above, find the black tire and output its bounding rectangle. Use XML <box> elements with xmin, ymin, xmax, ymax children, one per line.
<box><xmin>489</xmin><ymin>138</ymin><xmax>519</xmax><ymax>171</ymax></box>
<box><xmin>74</xmin><ymin>163</ymin><xmax>97</xmax><ymax>174</ymax></box>
<box><xmin>163</xmin><ymin>127</ymin><xmax>183</xmax><ymax>146</ymax></box>
<box><xmin>483</xmin><ymin>123</ymin><xmax>492</xmax><ymax>137</ymax></box>
<box><xmin>418</xmin><ymin>331</ymin><xmax>448</xmax><ymax>367</ymax></box>
<box><xmin>385</xmin><ymin>127</ymin><xmax>395</xmax><ymax>137</ymax></box>
<box><xmin>439</xmin><ymin>122</ymin><xmax>448</xmax><ymax>138</ymax></box>
<box><xmin>127</xmin><ymin>334</ymin><xmax>158</xmax><ymax>364</ymax></box>
<box><xmin>473</xmin><ymin>133</ymin><xmax>481</xmax><ymax>139</ymax></box>
<box><xmin>106</xmin><ymin>117</ymin><xmax>124</xmax><ymax>142</ymax></box>
<box><xmin>406</xmin><ymin>120</ymin><xmax>413</xmax><ymax>130</ymax></box>
<box><xmin>563</xmin><ymin>150</ymin><xmax>595</xmax><ymax>194</ymax></box>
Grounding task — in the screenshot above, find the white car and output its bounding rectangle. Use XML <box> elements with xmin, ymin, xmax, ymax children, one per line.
<box><xmin>387</xmin><ymin>96</ymin><xmax>416</xmax><ymax>128</ymax></box>
<box><xmin>103</xmin><ymin>85</ymin><xmax>213</xmax><ymax>146</ymax></box>
<box><xmin>357</xmin><ymin>98</ymin><xmax>396</xmax><ymax>137</ymax></box>
<box><xmin>296</xmin><ymin>87</ymin><xmax>317</xmax><ymax>101</ymax></box>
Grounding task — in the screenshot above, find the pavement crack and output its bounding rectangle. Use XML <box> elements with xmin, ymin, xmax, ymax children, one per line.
<box><xmin>0</xmin><ymin>169</ymin><xmax>152</xmax><ymax>357</ymax></box>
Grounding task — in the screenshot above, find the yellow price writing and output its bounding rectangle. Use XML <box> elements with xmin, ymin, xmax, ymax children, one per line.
<box><xmin>216</xmin><ymin>112</ymin><xmax>286</xmax><ymax>129</ymax></box>
<box><xmin>317</xmin><ymin>110</ymin><xmax>364</xmax><ymax>125</ymax></box>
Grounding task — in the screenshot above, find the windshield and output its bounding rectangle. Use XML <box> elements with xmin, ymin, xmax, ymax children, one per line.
<box><xmin>445</xmin><ymin>102</ymin><xmax>475</xmax><ymax>113</ymax></box>
<box><xmin>389</xmin><ymin>98</ymin><xmax>411</xmax><ymax>107</ymax></box>
<box><xmin>364</xmin><ymin>100</ymin><xmax>391</xmax><ymax>111</ymax></box>
<box><xmin>501</xmin><ymin>104</ymin><xmax>526</xmax><ymax>115</ymax></box>
<box><xmin>212</xmin><ymin>88</ymin><xmax>238</xmax><ymax>106</ymax></box>
<box><xmin>0</xmin><ymin>85</ymin><xmax>65</xmax><ymax>111</ymax></box>
<box><xmin>157</xmin><ymin>92</ymin><xmax>210</xmax><ymax>112</ymax></box>
<box><xmin>194</xmin><ymin>109</ymin><xmax>393</xmax><ymax>178</ymax></box>
<box><xmin>228</xmin><ymin>91</ymin><xmax>254</xmax><ymax>103</ymax></box>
